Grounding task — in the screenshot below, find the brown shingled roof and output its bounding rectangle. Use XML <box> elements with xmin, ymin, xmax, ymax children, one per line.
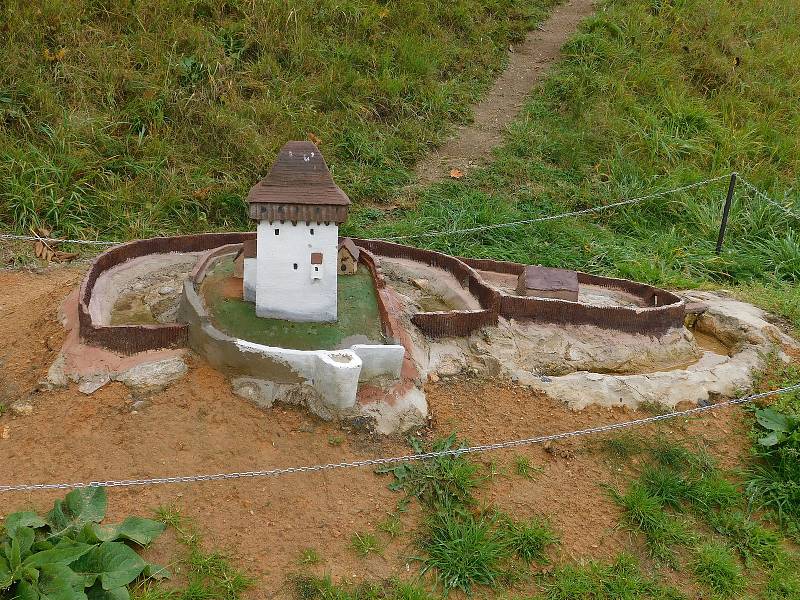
<box><xmin>248</xmin><ymin>141</ymin><xmax>349</xmax><ymax>206</ymax></box>
<box><xmin>338</xmin><ymin>237</ymin><xmax>360</xmax><ymax>261</ymax></box>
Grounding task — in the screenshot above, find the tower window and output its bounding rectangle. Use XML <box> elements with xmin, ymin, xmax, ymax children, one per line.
<box><xmin>274</xmin><ymin>228</ymin><xmax>280</xmax><ymax>236</ymax></box>
<box><xmin>310</xmin><ymin>228</ymin><xmax>315</xmax><ymax>235</ymax></box>
<box><xmin>293</xmin><ymin>263</ymin><xmax>298</xmax><ymax>270</ymax></box>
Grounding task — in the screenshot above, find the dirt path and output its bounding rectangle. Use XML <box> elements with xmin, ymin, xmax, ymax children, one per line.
<box><xmin>414</xmin><ymin>0</ymin><xmax>595</xmax><ymax>184</ymax></box>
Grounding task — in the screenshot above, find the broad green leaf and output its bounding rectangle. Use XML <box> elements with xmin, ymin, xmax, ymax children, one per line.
<box><xmin>24</xmin><ymin>539</ymin><xmax>94</xmax><ymax>569</ymax></box>
<box><xmin>79</xmin><ymin>518</ymin><xmax>165</xmax><ymax>547</ymax></box>
<box><xmin>0</xmin><ymin>555</ymin><xmax>12</xmax><ymax>588</ymax></box>
<box><xmin>16</xmin><ymin>579</ymin><xmax>40</xmax><ymax>600</ymax></box>
<box><xmin>755</xmin><ymin>408</ymin><xmax>790</xmax><ymax>433</ymax></box>
<box><xmin>142</xmin><ymin>562</ymin><xmax>170</xmax><ymax>580</ymax></box>
<box><xmin>36</xmin><ymin>563</ymin><xmax>88</xmax><ymax>600</ymax></box>
<box><xmin>4</xmin><ymin>512</ymin><xmax>47</xmax><ymax>538</ymax></box>
<box><xmin>758</xmin><ymin>431</ymin><xmax>782</xmax><ymax>447</ymax></box>
<box><xmin>14</xmin><ymin>526</ymin><xmax>36</xmax><ymax>560</ymax></box>
<box><xmin>47</xmin><ymin>488</ymin><xmax>107</xmax><ymax>538</ymax></box>
<box><xmin>71</xmin><ymin>542</ymin><xmax>146</xmax><ymax>591</ymax></box>
<box><xmin>87</xmin><ymin>583</ymin><xmax>130</xmax><ymax>600</ymax></box>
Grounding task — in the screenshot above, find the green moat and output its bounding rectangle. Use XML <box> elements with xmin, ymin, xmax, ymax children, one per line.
<box><xmin>202</xmin><ymin>258</ymin><xmax>386</xmax><ymax>351</ymax></box>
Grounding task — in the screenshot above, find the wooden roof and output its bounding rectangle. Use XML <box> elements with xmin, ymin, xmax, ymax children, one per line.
<box><xmin>247</xmin><ymin>141</ymin><xmax>350</xmax><ymax>223</ymax></box>
<box><xmin>338</xmin><ymin>237</ymin><xmax>360</xmax><ymax>261</ymax></box>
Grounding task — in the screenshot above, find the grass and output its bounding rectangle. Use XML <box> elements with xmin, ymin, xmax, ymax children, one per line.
<box><xmin>378</xmin><ymin>514</ymin><xmax>403</xmax><ymax>539</ymax></box>
<box><xmin>292</xmin><ymin>576</ymin><xmax>438</xmax><ymax>600</ymax></box>
<box><xmin>513</xmin><ymin>454</ymin><xmax>543</xmax><ymax>480</ymax></box>
<box><xmin>351</xmin><ymin>532</ymin><xmax>382</xmax><ymax>557</ymax></box>
<box><xmin>746</xmin><ymin>356</ymin><xmax>800</xmax><ymax>540</ymax></box>
<box><xmin>134</xmin><ymin>505</ymin><xmax>253</xmax><ymax>600</ymax></box>
<box><xmin>0</xmin><ymin>0</ymin><xmax>557</xmax><ymax>242</ymax></box>
<box><xmin>203</xmin><ymin>258</ymin><xmax>386</xmax><ymax>349</ymax></box>
<box><xmin>539</xmin><ymin>553</ymin><xmax>684</xmax><ymax>600</ymax></box>
<box><xmin>691</xmin><ymin>542</ymin><xmax>745</xmax><ymax>599</ymax></box>
<box><xmin>347</xmin><ymin>0</ymin><xmax>800</xmax><ymax>331</ymax></box>
<box><xmin>299</xmin><ymin>548</ymin><xmax>322</xmax><ymax>566</ymax></box>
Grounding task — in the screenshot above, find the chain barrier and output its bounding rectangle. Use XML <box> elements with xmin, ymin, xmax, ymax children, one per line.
<box><xmin>737</xmin><ymin>176</ymin><xmax>800</xmax><ymax>221</ymax></box>
<box><xmin>383</xmin><ymin>174</ymin><xmax>733</xmax><ymax>240</ymax></box>
<box><xmin>2</xmin><ymin>382</ymin><xmax>798</xmax><ymax>494</ymax></box>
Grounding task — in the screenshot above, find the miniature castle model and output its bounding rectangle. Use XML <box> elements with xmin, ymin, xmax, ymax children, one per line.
<box><xmin>244</xmin><ymin>141</ymin><xmax>350</xmax><ymax>322</ymax></box>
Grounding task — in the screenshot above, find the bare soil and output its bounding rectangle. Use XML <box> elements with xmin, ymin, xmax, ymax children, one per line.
<box><xmin>0</xmin><ymin>267</ymin><xmax>752</xmax><ymax>598</ymax></box>
<box><xmin>414</xmin><ymin>0</ymin><xmax>596</xmax><ymax>184</ymax></box>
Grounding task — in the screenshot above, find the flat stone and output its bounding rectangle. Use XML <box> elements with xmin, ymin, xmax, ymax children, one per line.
<box><xmin>78</xmin><ymin>373</ymin><xmax>111</xmax><ymax>395</ymax></box>
<box><xmin>158</xmin><ymin>286</ymin><xmax>175</xmax><ymax>295</ymax></box>
<box><xmin>10</xmin><ymin>401</ymin><xmax>34</xmax><ymax>417</ymax></box>
<box><xmin>113</xmin><ymin>357</ymin><xmax>188</xmax><ymax>392</ymax></box>
<box><xmin>411</xmin><ymin>278</ymin><xmax>429</xmax><ymax>290</ymax></box>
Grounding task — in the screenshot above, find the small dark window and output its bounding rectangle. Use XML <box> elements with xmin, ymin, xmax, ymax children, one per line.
<box><xmin>341</xmin><ymin>264</ymin><xmax>346</xmax><ymax>272</ymax></box>
<box><xmin>293</xmin><ymin>263</ymin><xmax>298</xmax><ymax>270</ymax></box>
<box><xmin>315</xmin><ymin>266</ymin><xmax>319</xmax><ymax>272</ymax></box>
<box><xmin>275</xmin><ymin>228</ymin><xmax>280</xmax><ymax>236</ymax></box>
<box><xmin>310</xmin><ymin>228</ymin><xmax>315</xmax><ymax>235</ymax></box>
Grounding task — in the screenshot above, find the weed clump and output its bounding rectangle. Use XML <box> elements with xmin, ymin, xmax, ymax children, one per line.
<box><xmin>691</xmin><ymin>543</ymin><xmax>745</xmax><ymax>598</ymax></box>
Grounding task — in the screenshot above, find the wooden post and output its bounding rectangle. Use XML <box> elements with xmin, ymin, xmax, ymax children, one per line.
<box><xmin>715</xmin><ymin>173</ymin><xmax>737</xmax><ymax>255</ymax></box>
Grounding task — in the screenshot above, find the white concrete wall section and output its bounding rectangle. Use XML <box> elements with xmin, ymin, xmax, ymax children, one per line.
<box><xmin>255</xmin><ymin>220</ymin><xmax>338</xmax><ymax>322</ymax></box>
<box><xmin>234</xmin><ymin>339</ymin><xmax>362</xmax><ymax>409</ymax></box>
<box><xmin>351</xmin><ymin>344</ymin><xmax>405</xmax><ymax>382</ymax></box>
<box><xmin>243</xmin><ymin>258</ymin><xmax>257</xmax><ymax>302</ymax></box>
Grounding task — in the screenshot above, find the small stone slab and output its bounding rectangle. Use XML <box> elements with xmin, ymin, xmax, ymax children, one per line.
<box><xmin>684</xmin><ymin>302</ymin><xmax>709</xmax><ymax>315</ymax></box>
<box><xmin>516</xmin><ymin>265</ymin><xmax>579</xmax><ymax>301</ymax></box>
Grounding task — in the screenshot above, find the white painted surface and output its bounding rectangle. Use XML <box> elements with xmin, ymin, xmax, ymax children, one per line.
<box><xmin>352</xmin><ymin>344</ymin><xmax>405</xmax><ymax>381</ymax></box>
<box><xmin>255</xmin><ymin>220</ymin><xmax>338</xmax><ymax>322</ymax></box>
<box><xmin>234</xmin><ymin>339</ymin><xmax>362</xmax><ymax>409</ymax></box>
<box><xmin>243</xmin><ymin>257</ymin><xmax>257</xmax><ymax>302</ymax></box>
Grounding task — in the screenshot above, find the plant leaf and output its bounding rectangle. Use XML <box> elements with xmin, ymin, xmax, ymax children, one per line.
<box><xmin>4</xmin><ymin>512</ymin><xmax>47</xmax><ymax>538</ymax></box>
<box><xmin>86</xmin><ymin>583</ymin><xmax>130</xmax><ymax>600</ymax></box>
<box><xmin>36</xmin><ymin>563</ymin><xmax>88</xmax><ymax>600</ymax></box>
<box><xmin>755</xmin><ymin>408</ymin><xmax>790</xmax><ymax>433</ymax></box>
<box><xmin>47</xmin><ymin>488</ymin><xmax>107</xmax><ymax>539</ymax></box>
<box><xmin>142</xmin><ymin>562</ymin><xmax>171</xmax><ymax>580</ymax></box>
<box><xmin>71</xmin><ymin>542</ymin><xmax>146</xmax><ymax>590</ymax></box>
<box><xmin>0</xmin><ymin>554</ymin><xmax>12</xmax><ymax>588</ymax></box>
<box><xmin>757</xmin><ymin>431</ymin><xmax>782</xmax><ymax>447</ymax></box>
<box><xmin>14</xmin><ymin>526</ymin><xmax>36</xmax><ymax>559</ymax></box>
<box><xmin>23</xmin><ymin>539</ymin><xmax>94</xmax><ymax>569</ymax></box>
<box><xmin>79</xmin><ymin>518</ymin><xmax>165</xmax><ymax>546</ymax></box>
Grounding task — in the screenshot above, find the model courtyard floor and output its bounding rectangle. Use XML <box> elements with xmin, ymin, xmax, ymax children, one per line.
<box><xmin>202</xmin><ymin>258</ymin><xmax>386</xmax><ymax>350</ymax></box>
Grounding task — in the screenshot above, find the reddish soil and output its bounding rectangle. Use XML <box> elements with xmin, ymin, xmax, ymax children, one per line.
<box><xmin>0</xmin><ymin>267</ymin><xmax>754</xmax><ymax>598</ymax></box>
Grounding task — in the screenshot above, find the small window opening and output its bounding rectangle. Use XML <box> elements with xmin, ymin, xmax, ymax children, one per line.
<box><xmin>341</xmin><ymin>264</ymin><xmax>346</xmax><ymax>272</ymax></box>
<box><xmin>310</xmin><ymin>228</ymin><xmax>315</xmax><ymax>235</ymax></box>
<box><xmin>274</xmin><ymin>228</ymin><xmax>280</xmax><ymax>236</ymax></box>
<box><xmin>314</xmin><ymin>266</ymin><xmax>319</xmax><ymax>272</ymax></box>
<box><xmin>293</xmin><ymin>263</ymin><xmax>298</xmax><ymax>270</ymax></box>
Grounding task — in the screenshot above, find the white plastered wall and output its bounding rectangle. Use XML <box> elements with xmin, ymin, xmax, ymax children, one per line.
<box><xmin>255</xmin><ymin>220</ymin><xmax>338</xmax><ymax>322</ymax></box>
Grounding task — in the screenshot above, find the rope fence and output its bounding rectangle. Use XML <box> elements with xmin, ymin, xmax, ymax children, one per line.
<box><xmin>2</xmin><ymin>382</ymin><xmax>799</xmax><ymax>494</ymax></box>
<box><xmin>0</xmin><ymin>172</ymin><xmax>796</xmax><ymax>249</ymax></box>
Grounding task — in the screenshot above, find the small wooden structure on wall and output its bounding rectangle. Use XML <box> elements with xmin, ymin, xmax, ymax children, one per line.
<box><xmin>338</xmin><ymin>238</ymin><xmax>360</xmax><ymax>275</ymax></box>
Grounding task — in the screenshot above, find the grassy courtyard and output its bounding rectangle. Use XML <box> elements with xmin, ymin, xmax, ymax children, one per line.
<box><xmin>203</xmin><ymin>258</ymin><xmax>386</xmax><ymax>350</ymax></box>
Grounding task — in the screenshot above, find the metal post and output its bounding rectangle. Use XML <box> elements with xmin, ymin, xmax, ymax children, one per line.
<box><xmin>715</xmin><ymin>173</ymin><xmax>737</xmax><ymax>255</ymax></box>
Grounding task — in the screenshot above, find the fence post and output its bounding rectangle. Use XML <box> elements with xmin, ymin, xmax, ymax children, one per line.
<box><xmin>715</xmin><ymin>173</ymin><xmax>737</xmax><ymax>255</ymax></box>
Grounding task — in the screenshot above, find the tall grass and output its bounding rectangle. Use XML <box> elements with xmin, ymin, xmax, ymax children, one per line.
<box><xmin>352</xmin><ymin>0</ymin><xmax>800</xmax><ymax>324</ymax></box>
<box><xmin>0</xmin><ymin>0</ymin><xmax>555</xmax><ymax>240</ymax></box>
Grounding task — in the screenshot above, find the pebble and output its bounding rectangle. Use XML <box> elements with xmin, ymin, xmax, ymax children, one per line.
<box><xmin>1</xmin><ymin>426</ymin><xmax>9</xmax><ymax>439</ymax></box>
<box><xmin>158</xmin><ymin>286</ymin><xmax>175</xmax><ymax>295</ymax></box>
<box><xmin>428</xmin><ymin>372</ymin><xmax>440</xmax><ymax>383</ymax></box>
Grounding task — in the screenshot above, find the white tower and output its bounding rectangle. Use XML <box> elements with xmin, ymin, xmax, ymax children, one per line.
<box><xmin>244</xmin><ymin>141</ymin><xmax>350</xmax><ymax>322</ymax></box>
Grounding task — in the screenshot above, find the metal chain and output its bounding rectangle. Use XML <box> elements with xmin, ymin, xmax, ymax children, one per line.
<box><xmin>737</xmin><ymin>176</ymin><xmax>800</xmax><ymax>221</ymax></box>
<box><xmin>384</xmin><ymin>174</ymin><xmax>733</xmax><ymax>240</ymax></box>
<box><xmin>0</xmin><ymin>233</ymin><xmax>119</xmax><ymax>246</ymax></box>
<box><xmin>2</xmin><ymin>382</ymin><xmax>799</xmax><ymax>494</ymax></box>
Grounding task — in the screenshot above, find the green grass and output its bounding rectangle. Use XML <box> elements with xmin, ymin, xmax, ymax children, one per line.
<box><xmin>350</xmin><ymin>532</ymin><xmax>382</xmax><ymax>557</ymax></box>
<box><xmin>134</xmin><ymin>505</ymin><xmax>253</xmax><ymax>600</ymax></box>
<box><xmin>292</xmin><ymin>575</ymin><xmax>438</xmax><ymax>600</ymax></box>
<box><xmin>0</xmin><ymin>0</ymin><xmax>557</xmax><ymax>242</ymax></box>
<box><xmin>539</xmin><ymin>553</ymin><xmax>685</xmax><ymax>600</ymax></box>
<box><xmin>691</xmin><ymin>543</ymin><xmax>745</xmax><ymax>599</ymax></box>
<box><xmin>513</xmin><ymin>454</ymin><xmax>543</xmax><ymax>480</ymax></box>
<box><xmin>204</xmin><ymin>258</ymin><xmax>386</xmax><ymax>349</ymax></box>
<box><xmin>299</xmin><ymin>548</ymin><xmax>322</xmax><ymax>566</ymax></box>
<box><xmin>376</xmin><ymin>434</ymin><xmax>483</xmax><ymax>510</ymax></box>
<box><xmin>348</xmin><ymin>0</ymin><xmax>800</xmax><ymax>330</ymax></box>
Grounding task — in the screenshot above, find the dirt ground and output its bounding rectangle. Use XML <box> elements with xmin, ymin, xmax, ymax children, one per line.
<box><xmin>414</xmin><ymin>0</ymin><xmax>596</xmax><ymax>184</ymax></box>
<box><xmin>0</xmin><ymin>266</ymin><xmax>752</xmax><ymax>598</ymax></box>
